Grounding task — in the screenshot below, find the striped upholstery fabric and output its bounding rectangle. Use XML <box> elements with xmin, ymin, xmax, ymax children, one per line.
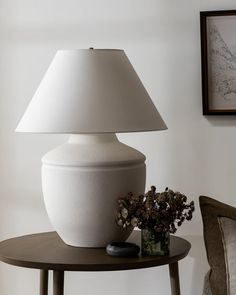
<box><xmin>200</xmin><ymin>196</ymin><xmax>236</xmax><ymax>295</ymax></box>
<box><xmin>218</xmin><ymin>217</ymin><xmax>236</xmax><ymax>295</ymax></box>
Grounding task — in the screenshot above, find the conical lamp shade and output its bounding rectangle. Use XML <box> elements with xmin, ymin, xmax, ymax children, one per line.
<box><xmin>16</xmin><ymin>49</ymin><xmax>167</xmax><ymax>133</ymax></box>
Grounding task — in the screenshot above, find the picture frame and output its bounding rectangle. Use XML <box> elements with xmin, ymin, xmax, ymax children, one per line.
<box><xmin>200</xmin><ymin>10</ymin><xmax>236</xmax><ymax>115</ymax></box>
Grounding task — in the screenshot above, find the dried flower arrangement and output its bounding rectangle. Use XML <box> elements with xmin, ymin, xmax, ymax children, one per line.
<box><xmin>116</xmin><ymin>186</ymin><xmax>194</xmax><ymax>234</ymax></box>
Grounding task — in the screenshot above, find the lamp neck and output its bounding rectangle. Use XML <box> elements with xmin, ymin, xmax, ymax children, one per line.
<box><xmin>68</xmin><ymin>133</ymin><xmax>119</xmax><ymax>144</ymax></box>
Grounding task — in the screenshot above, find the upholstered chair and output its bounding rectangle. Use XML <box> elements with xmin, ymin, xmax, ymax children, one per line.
<box><xmin>200</xmin><ymin>196</ymin><xmax>236</xmax><ymax>295</ymax></box>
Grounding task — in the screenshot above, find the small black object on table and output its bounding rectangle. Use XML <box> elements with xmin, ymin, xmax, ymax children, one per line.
<box><xmin>106</xmin><ymin>241</ymin><xmax>140</xmax><ymax>257</ymax></box>
<box><xmin>0</xmin><ymin>231</ymin><xmax>191</xmax><ymax>295</ymax></box>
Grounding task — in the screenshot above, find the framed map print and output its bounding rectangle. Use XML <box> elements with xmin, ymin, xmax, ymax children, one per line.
<box><xmin>201</xmin><ymin>10</ymin><xmax>236</xmax><ymax>115</ymax></box>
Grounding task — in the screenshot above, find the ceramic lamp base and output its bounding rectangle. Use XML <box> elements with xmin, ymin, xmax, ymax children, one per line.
<box><xmin>41</xmin><ymin>133</ymin><xmax>146</xmax><ymax>247</ymax></box>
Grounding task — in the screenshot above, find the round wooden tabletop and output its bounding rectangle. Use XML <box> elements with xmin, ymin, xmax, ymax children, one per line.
<box><xmin>0</xmin><ymin>232</ymin><xmax>191</xmax><ymax>272</ymax></box>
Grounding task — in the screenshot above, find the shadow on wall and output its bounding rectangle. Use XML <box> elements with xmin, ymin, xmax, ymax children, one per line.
<box><xmin>182</xmin><ymin>235</ymin><xmax>209</xmax><ymax>294</ymax></box>
<box><xmin>0</xmin><ymin>187</ymin><xmax>51</xmax><ymax>239</ymax></box>
<box><xmin>205</xmin><ymin>115</ymin><xmax>236</xmax><ymax>127</ymax></box>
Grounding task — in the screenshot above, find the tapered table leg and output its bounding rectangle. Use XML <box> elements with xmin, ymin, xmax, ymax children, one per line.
<box><xmin>53</xmin><ymin>270</ymin><xmax>64</xmax><ymax>295</ymax></box>
<box><xmin>40</xmin><ymin>270</ymin><xmax>48</xmax><ymax>295</ymax></box>
<box><xmin>169</xmin><ymin>262</ymin><xmax>181</xmax><ymax>295</ymax></box>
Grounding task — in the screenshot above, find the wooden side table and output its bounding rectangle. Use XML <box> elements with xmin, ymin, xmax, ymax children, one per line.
<box><xmin>0</xmin><ymin>232</ymin><xmax>191</xmax><ymax>295</ymax></box>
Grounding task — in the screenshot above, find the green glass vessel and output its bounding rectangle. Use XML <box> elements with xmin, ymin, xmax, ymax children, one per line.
<box><xmin>141</xmin><ymin>229</ymin><xmax>170</xmax><ymax>256</ymax></box>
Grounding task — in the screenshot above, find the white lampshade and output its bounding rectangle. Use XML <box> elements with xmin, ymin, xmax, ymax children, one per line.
<box><xmin>16</xmin><ymin>49</ymin><xmax>167</xmax><ymax>133</ymax></box>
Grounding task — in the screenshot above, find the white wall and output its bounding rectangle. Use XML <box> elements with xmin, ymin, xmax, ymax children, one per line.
<box><xmin>1</xmin><ymin>0</ymin><xmax>236</xmax><ymax>294</ymax></box>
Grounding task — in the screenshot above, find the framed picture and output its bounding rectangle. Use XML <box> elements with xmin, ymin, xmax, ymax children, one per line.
<box><xmin>201</xmin><ymin>10</ymin><xmax>236</xmax><ymax>115</ymax></box>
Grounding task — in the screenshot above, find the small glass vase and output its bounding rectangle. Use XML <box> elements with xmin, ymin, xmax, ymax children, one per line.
<box><xmin>141</xmin><ymin>228</ymin><xmax>170</xmax><ymax>256</ymax></box>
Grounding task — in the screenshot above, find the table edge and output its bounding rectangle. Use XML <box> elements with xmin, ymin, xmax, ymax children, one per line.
<box><xmin>0</xmin><ymin>232</ymin><xmax>191</xmax><ymax>271</ymax></box>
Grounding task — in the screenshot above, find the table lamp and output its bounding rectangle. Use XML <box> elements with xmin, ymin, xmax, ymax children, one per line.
<box><xmin>16</xmin><ymin>49</ymin><xmax>167</xmax><ymax>247</ymax></box>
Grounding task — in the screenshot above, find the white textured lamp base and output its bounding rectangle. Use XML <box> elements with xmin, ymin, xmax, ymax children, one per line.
<box><xmin>42</xmin><ymin>134</ymin><xmax>146</xmax><ymax>247</ymax></box>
